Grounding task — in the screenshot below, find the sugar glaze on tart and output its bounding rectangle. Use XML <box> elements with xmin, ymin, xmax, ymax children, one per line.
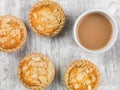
<box><xmin>29</xmin><ymin>0</ymin><xmax>66</xmax><ymax>37</ymax></box>
<box><xmin>64</xmin><ymin>60</ymin><xmax>100</xmax><ymax>90</ymax></box>
<box><xmin>18</xmin><ymin>53</ymin><xmax>55</xmax><ymax>89</ymax></box>
<box><xmin>0</xmin><ymin>15</ymin><xmax>27</xmax><ymax>52</ymax></box>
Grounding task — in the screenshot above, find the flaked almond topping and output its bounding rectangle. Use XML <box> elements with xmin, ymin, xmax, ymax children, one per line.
<box><xmin>48</xmin><ymin>15</ymin><xmax>56</xmax><ymax>21</ymax></box>
<box><xmin>76</xmin><ymin>72</ymin><xmax>86</xmax><ymax>81</ymax></box>
<box><xmin>36</xmin><ymin>25</ymin><xmax>44</xmax><ymax>31</ymax></box>
<box><xmin>10</xmin><ymin>29</ymin><xmax>20</xmax><ymax>37</ymax></box>
<box><xmin>47</xmin><ymin>24</ymin><xmax>54</xmax><ymax>28</ymax></box>
<box><xmin>32</xmin><ymin>56</ymin><xmax>41</xmax><ymax>61</ymax></box>
<box><xmin>22</xmin><ymin>66</ymin><xmax>28</xmax><ymax>71</ymax></box>
<box><xmin>38</xmin><ymin>68</ymin><xmax>47</xmax><ymax>75</ymax></box>
<box><xmin>10</xmin><ymin>39</ymin><xmax>15</xmax><ymax>44</ymax></box>
<box><xmin>0</xmin><ymin>29</ymin><xmax>7</xmax><ymax>36</ymax></box>
<box><xmin>91</xmin><ymin>75</ymin><xmax>96</xmax><ymax>82</ymax></box>
<box><xmin>41</xmin><ymin>17</ymin><xmax>47</xmax><ymax>22</ymax></box>
<box><xmin>71</xmin><ymin>79</ymin><xmax>76</xmax><ymax>83</ymax></box>
<box><xmin>69</xmin><ymin>73</ymin><xmax>74</xmax><ymax>78</ymax></box>
<box><xmin>31</xmin><ymin>62</ymin><xmax>46</xmax><ymax>68</ymax></box>
<box><xmin>18</xmin><ymin>34</ymin><xmax>21</xmax><ymax>39</ymax></box>
<box><xmin>33</xmin><ymin>13</ymin><xmax>37</xmax><ymax>19</ymax></box>
<box><xmin>41</xmin><ymin>12</ymin><xmax>56</xmax><ymax>21</ymax></box>
<box><xmin>55</xmin><ymin>20</ymin><xmax>59</xmax><ymax>24</ymax></box>
<box><xmin>34</xmin><ymin>80</ymin><xmax>40</xmax><ymax>85</ymax></box>
<box><xmin>74</xmin><ymin>84</ymin><xmax>79</xmax><ymax>89</ymax></box>
<box><xmin>31</xmin><ymin>74</ymin><xmax>38</xmax><ymax>78</ymax></box>
<box><xmin>48</xmin><ymin>63</ymin><xmax>53</xmax><ymax>69</ymax></box>
<box><xmin>25</xmin><ymin>71</ymin><xmax>30</xmax><ymax>76</ymax></box>
<box><xmin>3</xmin><ymin>18</ymin><xmax>11</xmax><ymax>23</ymax></box>
<box><xmin>88</xmin><ymin>85</ymin><xmax>92</xmax><ymax>90</ymax></box>
<box><xmin>32</xmin><ymin>67</ymin><xmax>38</xmax><ymax>74</ymax></box>
<box><xmin>84</xmin><ymin>80</ymin><xmax>91</xmax><ymax>85</ymax></box>
<box><xmin>39</xmin><ymin>76</ymin><xmax>47</xmax><ymax>84</ymax></box>
<box><xmin>4</xmin><ymin>24</ymin><xmax>10</xmax><ymax>28</ymax></box>
<box><xmin>53</xmin><ymin>9</ymin><xmax>57</xmax><ymax>12</ymax></box>
<box><xmin>0</xmin><ymin>37</ymin><xmax>8</xmax><ymax>43</ymax></box>
<box><xmin>86</xmin><ymin>69</ymin><xmax>91</xmax><ymax>74</ymax></box>
<box><xmin>41</xmin><ymin>12</ymin><xmax>49</xmax><ymax>18</ymax></box>
<box><xmin>0</xmin><ymin>29</ymin><xmax>5</xmax><ymax>34</ymax></box>
<box><xmin>38</xmin><ymin>62</ymin><xmax>46</xmax><ymax>68</ymax></box>
<box><xmin>28</xmin><ymin>61</ymin><xmax>33</xmax><ymax>66</ymax></box>
<box><xmin>47</xmin><ymin>68</ymin><xmax>52</xmax><ymax>77</ymax></box>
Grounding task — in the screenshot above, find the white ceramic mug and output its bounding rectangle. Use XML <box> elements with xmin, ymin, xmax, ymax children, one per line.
<box><xmin>73</xmin><ymin>10</ymin><xmax>118</xmax><ymax>53</ymax></box>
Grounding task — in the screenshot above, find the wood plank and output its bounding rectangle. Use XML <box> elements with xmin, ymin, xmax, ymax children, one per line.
<box><xmin>0</xmin><ymin>0</ymin><xmax>120</xmax><ymax>90</ymax></box>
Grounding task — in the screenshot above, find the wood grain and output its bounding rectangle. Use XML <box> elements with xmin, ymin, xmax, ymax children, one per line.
<box><xmin>0</xmin><ymin>0</ymin><xmax>120</xmax><ymax>90</ymax></box>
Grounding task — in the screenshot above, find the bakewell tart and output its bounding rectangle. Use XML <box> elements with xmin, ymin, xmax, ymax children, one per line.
<box><xmin>64</xmin><ymin>60</ymin><xmax>100</xmax><ymax>90</ymax></box>
<box><xmin>18</xmin><ymin>53</ymin><xmax>55</xmax><ymax>90</ymax></box>
<box><xmin>29</xmin><ymin>0</ymin><xmax>66</xmax><ymax>37</ymax></box>
<box><xmin>0</xmin><ymin>15</ymin><xmax>27</xmax><ymax>52</ymax></box>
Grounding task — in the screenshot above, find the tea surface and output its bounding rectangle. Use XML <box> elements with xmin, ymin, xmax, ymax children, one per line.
<box><xmin>78</xmin><ymin>13</ymin><xmax>112</xmax><ymax>50</ymax></box>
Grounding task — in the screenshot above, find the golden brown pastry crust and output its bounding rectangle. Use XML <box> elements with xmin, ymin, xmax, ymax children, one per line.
<box><xmin>18</xmin><ymin>53</ymin><xmax>55</xmax><ymax>90</ymax></box>
<box><xmin>64</xmin><ymin>60</ymin><xmax>100</xmax><ymax>90</ymax></box>
<box><xmin>0</xmin><ymin>15</ymin><xmax>27</xmax><ymax>52</ymax></box>
<box><xmin>28</xmin><ymin>0</ymin><xmax>66</xmax><ymax>37</ymax></box>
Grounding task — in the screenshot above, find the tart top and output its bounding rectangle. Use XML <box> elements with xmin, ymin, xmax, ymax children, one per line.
<box><xmin>29</xmin><ymin>0</ymin><xmax>66</xmax><ymax>37</ymax></box>
<box><xmin>0</xmin><ymin>15</ymin><xmax>27</xmax><ymax>52</ymax></box>
<box><xmin>18</xmin><ymin>53</ymin><xmax>55</xmax><ymax>90</ymax></box>
<box><xmin>64</xmin><ymin>60</ymin><xmax>100</xmax><ymax>90</ymax></box>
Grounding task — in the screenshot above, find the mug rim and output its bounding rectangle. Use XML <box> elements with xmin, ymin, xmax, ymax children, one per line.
<box><xmin>73</xmin><ymin>10</ymin><xmax>118</xmax><ymax>53</ymax></box>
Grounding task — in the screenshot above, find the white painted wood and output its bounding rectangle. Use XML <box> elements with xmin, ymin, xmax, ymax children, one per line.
<box><xmin>0</xmin><ymin>0</ymin><xmax>120</xmax><ymax>90</ymax></box>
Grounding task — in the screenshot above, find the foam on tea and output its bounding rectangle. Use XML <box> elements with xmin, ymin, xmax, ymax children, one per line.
<box><xmin>78</xmin><ymin>13</ymin><xmax>112</xmax><ymax>50</ymax></box>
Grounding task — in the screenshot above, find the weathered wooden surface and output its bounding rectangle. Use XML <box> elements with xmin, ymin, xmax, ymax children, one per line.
<box><xmin>0</xmin><ymin>0</ymin><xmax>120</xmax><ymax>90</ymax></box>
